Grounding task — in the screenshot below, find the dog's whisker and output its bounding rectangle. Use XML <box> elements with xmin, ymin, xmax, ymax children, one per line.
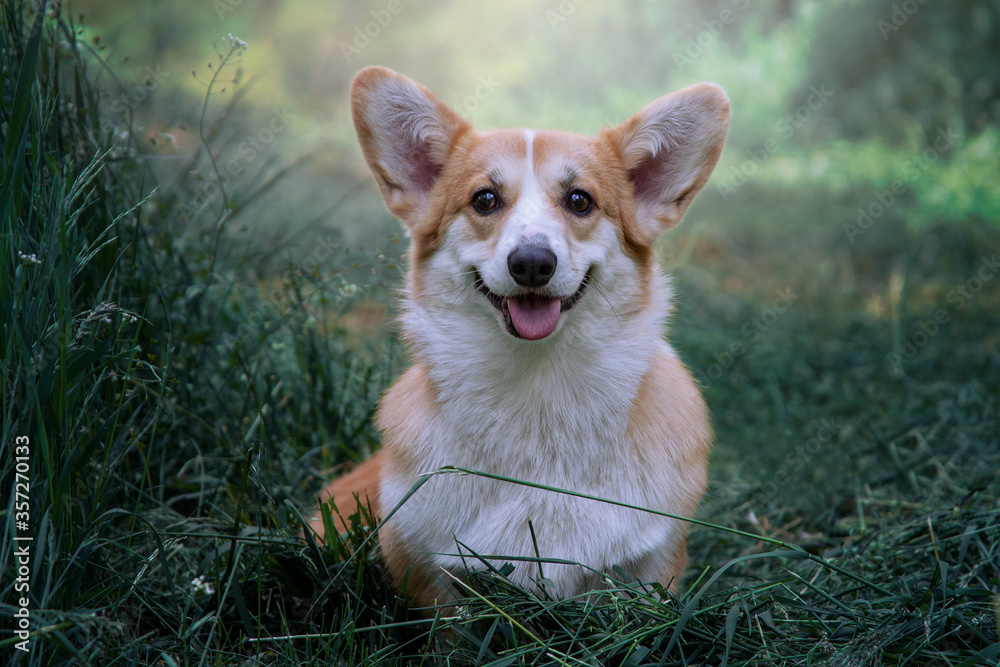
<box><xmin>444</xmin><ymin>282</ymin><xmax>476</xmax><ymax>313</ymax></box>
<box><xmin>591</xmin><ymin>282</ymin><xmax>630</xmax><ymax>344</ymax></box>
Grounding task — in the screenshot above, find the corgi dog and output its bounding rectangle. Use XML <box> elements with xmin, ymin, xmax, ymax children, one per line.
<box><xmin>314</xmin><ymin>66</ymin><xmax>729</xmax><ymax>607</ymax></box>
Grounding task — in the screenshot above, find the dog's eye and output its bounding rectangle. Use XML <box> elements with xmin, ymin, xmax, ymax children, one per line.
<box><xmin>472</xmin><ymin>189</ymin><xmax>499</xmax><ymax>214</ymax></box>
<box><xmin>566</xmin><ymin>190</ymin><xmax>593</xmax><ymax>215</ymax></box>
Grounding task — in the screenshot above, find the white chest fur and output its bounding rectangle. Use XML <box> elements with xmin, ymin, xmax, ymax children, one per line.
<box><xmin>379</xmin><ymin>277</ymin><xmax>694</xmax><ymax>597</ymax></box>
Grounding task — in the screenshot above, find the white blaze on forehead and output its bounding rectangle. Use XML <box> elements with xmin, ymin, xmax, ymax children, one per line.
<box><xmin>514</xmin><ymin>128</ymin><xmax>549</xmax><ymax>231</ymax></box>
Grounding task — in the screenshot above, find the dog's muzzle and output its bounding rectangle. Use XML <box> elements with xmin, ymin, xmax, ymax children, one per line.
<box><xmin>474</xmin><ymin>266</ymin><xmax>591</xmax><ymax>341</ymax></box>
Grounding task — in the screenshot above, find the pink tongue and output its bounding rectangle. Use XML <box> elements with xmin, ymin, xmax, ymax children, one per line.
<box><xmin>506</xmin><ymin>295</ymin><xmax>561</xmax><ymax>340</ymax></box>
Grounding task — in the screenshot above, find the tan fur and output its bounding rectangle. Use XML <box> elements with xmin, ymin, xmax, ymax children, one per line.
<box><xmin>625</xmin><ymin>350</ymin><xmax>712</xmax><ymax>589</ymax></box>
<box><xmin>315</xmin><ymin>449</ymin><xmax>383</xmax><ymax>536</ymax></box>
<box><xmin>312</xmin><ymin>363</ymin><xmax>439</xmax><ymax>540</ymax></box>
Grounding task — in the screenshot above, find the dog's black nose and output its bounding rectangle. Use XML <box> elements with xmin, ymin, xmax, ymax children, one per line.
<box><xmin>508</xmin><ymin>244</ymin><xmax>557</xmax><ymax>287</ymax></box>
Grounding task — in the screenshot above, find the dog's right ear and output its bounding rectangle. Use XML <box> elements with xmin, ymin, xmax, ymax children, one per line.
<box><xmin>351</xmin><ymin>67</ymin><xmax>470</xmax><ymax>227</ymax></box>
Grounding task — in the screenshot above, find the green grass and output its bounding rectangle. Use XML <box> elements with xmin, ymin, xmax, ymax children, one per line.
<box><xmin>2</xmin><ymin>2</ymin><xmax>998</xmax><ymax>665</ymax></box>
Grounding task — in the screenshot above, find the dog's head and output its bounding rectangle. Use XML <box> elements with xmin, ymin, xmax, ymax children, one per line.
<box><xmin>351</xmin><ymin>67</ymin><xmax>729</xmax><ymax>346</ymax></box>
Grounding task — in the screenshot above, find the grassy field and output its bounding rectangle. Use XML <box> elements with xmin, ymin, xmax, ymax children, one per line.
<box><xmin>2</xmin><ymin>2</ymin><xmax>999</xmax><ymax>665</ymax></box>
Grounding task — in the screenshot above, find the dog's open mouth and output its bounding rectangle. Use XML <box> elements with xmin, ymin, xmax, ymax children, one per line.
<box><xmin>474</xmin><ymin>269</ymin><xmax>591</xmax><ymax>340</ymax></box>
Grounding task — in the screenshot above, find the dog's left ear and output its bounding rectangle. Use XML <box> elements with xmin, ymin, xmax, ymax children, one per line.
<box><xmin>605</xmin><ymin>83</ymin><xmax>730</xmax><ymax>243</ymax></box>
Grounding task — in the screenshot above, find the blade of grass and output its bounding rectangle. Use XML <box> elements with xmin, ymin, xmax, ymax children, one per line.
<box><xmin>431</xmin><ymin>466</ymin><xmax>893</xmax><ymax>596</ymax></box>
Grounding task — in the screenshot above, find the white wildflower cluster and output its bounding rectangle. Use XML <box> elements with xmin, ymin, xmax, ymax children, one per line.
<box><xmin>224</xmin><ymin>33</ymin><xmax>248</xmax><ymax>54</ymax></box>
<box><xmin>18</xmin><ymin>251</ymin><xmax>42</xmax><ymax>265</ymax></box>
<box><xmin>190</xmin><ymin>574</ymin><xmax>215</xmax><ymax>595</ymax></box>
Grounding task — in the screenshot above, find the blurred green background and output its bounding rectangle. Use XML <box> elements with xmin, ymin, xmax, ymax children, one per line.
<box><xmin>79</xmin><ymin>0</ymin><xmax>1000</xmax><ymax>246</ymax></box>
<box><xmin>76</xmin><ymin>0</ymin><xmax>1000</xmax><ymax>498</ymax></box>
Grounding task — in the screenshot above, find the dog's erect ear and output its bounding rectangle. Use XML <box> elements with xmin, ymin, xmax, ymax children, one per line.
<box><xmin>351</xmin><ymin>67</ymin><xmax>470</xmax><ymax>227</ymax></box>
<box><xmin>605</xmin><ymin>83</ymin><xmax>730</xmax><ymax>243</ymax></box>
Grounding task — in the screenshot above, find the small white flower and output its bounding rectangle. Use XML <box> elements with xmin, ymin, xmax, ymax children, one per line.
<box><xmin>225</xmin><ymin>33</ymin><xmax>248</xmax><ymax>51</ymax></box>
<box><xmin>18</xmin><ymin>251</ymin><xmax>41</xmax><ymax>265</ymax></box>
<box><xmin>190</xmin><ymin>574</ymin><xmax>215</xmax><ymax>595</ymax></box>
